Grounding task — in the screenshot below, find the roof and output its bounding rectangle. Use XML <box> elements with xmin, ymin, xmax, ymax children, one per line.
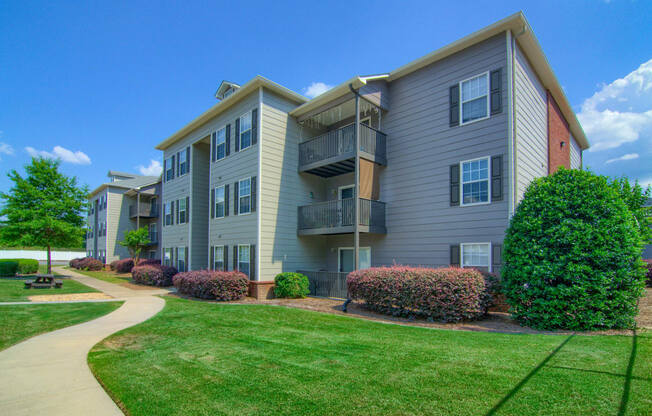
<box><xmin>156</xmin><ymin>76</ymin><xmax>307</xmax><ymax>151</ymax></box>
<box><xmin>107</xmin><ymin>170</ymin><xmax>139</xmax><ymax>179</ymax></box>
<box><xmin>214</xmin><ymin>80</ymin><xmax>241</xmax><ymax>100</ymax></box>
<box><xmin>88</xmin><ymin>175</ymin><xmax>161</xmax><ymax>198</ymax></box>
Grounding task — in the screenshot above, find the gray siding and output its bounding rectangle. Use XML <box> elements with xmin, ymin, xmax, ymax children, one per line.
<box><xmin>106</xmin><ymin>188</ymin><xmax>132</xmax><ymax>262</ymax></box>
<box><xmin>570</xmin><ymin>133</ymin><xmax>582</xmax><ymax>169</ymax></box>
<box><xmin>514</xmin><ymin>42</ymin><xmax>548</xmax><ymax>202</ymax></box>
<box><xmin>360</xmin><ymin>80</ymin><xmax>389</xmax><ymax>110</ymax></box>
<box><xmin>191</xmin><ymin>142</ymin><xmax>210</xmax><ymax>269</ymax></box>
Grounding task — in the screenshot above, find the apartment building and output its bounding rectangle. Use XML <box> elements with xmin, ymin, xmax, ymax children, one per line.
<box><xmin>86</xmin><ymin>171</ymin><xmax>162</xmax><ymax>263</ymax></box>
<box><xmin>156</xmin><ymin>12</ymin><xmax>588</xmax><ymax>298</ymax></box>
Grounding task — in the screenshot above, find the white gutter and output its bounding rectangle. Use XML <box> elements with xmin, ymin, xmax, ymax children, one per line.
<box><xmin>506</xmin><ymin>30</ymin><xmax>515</xmax><ymax>219</ymax></box>
<box><xmin>257</xmin><ymin>87</ymin><xmax>263</xmax><ymax>281</ymax></box>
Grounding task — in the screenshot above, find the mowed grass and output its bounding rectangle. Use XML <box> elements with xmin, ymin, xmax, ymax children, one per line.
<box><xmin>67</xmin><ymin>268</ymin><xmax>133</xmax><ymax>285</ymax></box>
<box><xmin>0</xmin><ymin>301</ymin><xmax>123</xmax><ymax>350</ymax></box>
<box><xmin>0</xmin><ymin>278</ymin><xmax>99</xmax><ymax>302</ymax></box>
<box><xmin>88</xmin><ymin>297</ymin><xmax>652</xmax><ymax>416</ymax></box>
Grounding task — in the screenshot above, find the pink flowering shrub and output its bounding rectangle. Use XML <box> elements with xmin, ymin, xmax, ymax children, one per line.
<box><xmin>347</xmin><ymin>266</ymin><xmax>492</xmax><ymax>322</ymax></box>
<box><xmin>132</xmin><ymin>264</ymin><xmax>177</xmax><ymax>287</ymax></box>
<box><xmin>72</xmin><ymin>257</ymin><xmax>103</xmax><ymax>271</ymax></box>
<box><xmin>111</xmin><ymin>258</ymin><xmax>135</xmax><ymax>273</ymax></box>
<box><xmin>137</xmin><ymin>258</ymin><xmax>161</xmax><ymax>266</ymax></box>
<box><xmin>173</xmin><ymin>270</ymin><xmax>249</xmax><ymax>301</ymax></box>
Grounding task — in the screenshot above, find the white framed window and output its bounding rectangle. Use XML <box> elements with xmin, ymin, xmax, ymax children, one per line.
<box><xmin>239</xmin><ymin>112</ymin><xmax>252</xmax><ymax>150</ymax></box>
<box><xmin>214</xmin><ymin>185</ymin><xmax>225</xmax><ymax>218</ymax></box>
<box><xmin>163</xmin><ymin>248</ymin><xmax>172</xmax><ymax>266</ymax></box>
<box><xmin>178</xmin><ymin>198</ymin><xmax>187</xmax><ymax>224</ymax></box>
<box><xmin>177</xmin><ymin>247</ymin><xmax>186</xmax><ymax>272</ymax></box>
<box><xmin>461</xmin><ymin>243</ymin><xmax>491</xmax><ymax>271</ymax></box>
<box><xmin>338</xmin><ymin>247</ymin><xmax>371</xmax><ymax>273</ymax></box>
<box><xmin>178</xmin><ymin>148</ymin><xmax>188</xmax><ymax>176</ymax></box>
<box><xmin>214</xmin><ymin>246</ymin><xmax>224</xmax><ymax>271</ymax></box>
<box><xmin>164</xmin><ymin>202</ymin><xmax>172</xmax><ymax>226</ymax></box>
<box><xmin>238</xmin><ymin>244</ymin><xmax>250</xmax><ymax>277</ymax></box>
<box><xmin>460</xmin><ymin>157</ymin><xmax>490</xmax><ymax>206</ymax></box>
<box><xmin>215</xmin><ymin>127</ymin><xmax>226</xmax><ymax>160</ymax></box>
<box><xmin>239</xmin><ymin>178</ymin><xmax>251</xmax><ymax>214</ymax></box>
<box><xmin>460</xmin><ymin>72</ymin><xmax>489</xmax><ymax>125</ymax></box>
<box><xmin>165</xmin><ymin>156</ymin><xmax>174</xmax><ymax>181</ymax></box>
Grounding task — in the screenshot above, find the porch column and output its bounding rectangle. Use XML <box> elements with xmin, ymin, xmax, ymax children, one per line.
<box><xmin>354</xmin><ymin>93</ymin><xmax>360</xmax><ymax>271</ymax></box>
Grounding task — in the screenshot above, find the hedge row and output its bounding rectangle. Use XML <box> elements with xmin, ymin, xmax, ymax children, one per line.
<box><xmin>109</xmin><ymin>258</ymin><xmax>161</xmax><ymax>274</ymax></box>
<box><xmin>0</xmin><ymin>260</ymin><xmax>19</xmax><ymax>277</ymax></box>
<box><xmin>0</xmin><ymin>259</ymin><xmax>39</xmax><ymax>275</ymax></box>
<box><xmin>69</xmin><ymin>257</ymin><xmax>103</xmax><ymax>271</ymax></box>
<box><xmin>132</xmin><ymin>264</ymin><xmax>177</xmax><ymax>287</ymax></box>
<box><xmin>173</xmin><ymin>270</ymin><xmax>249</xmax><ymax>301</ymax></box>
<box><xmin>347</xmin><ymin>266</ymin><xmax>494</xmax><ymax>322</ymax></box>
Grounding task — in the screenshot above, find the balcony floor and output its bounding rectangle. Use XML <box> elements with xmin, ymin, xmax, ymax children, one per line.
<box><xmin>297</xmin><ymin>224</ymin><xmax>387</xmax><ymax>236</ymax></box>
<box><xmin>299</xmin><ymin>152</ymin><xmax>387</xmax><ymax>178</ymax></box>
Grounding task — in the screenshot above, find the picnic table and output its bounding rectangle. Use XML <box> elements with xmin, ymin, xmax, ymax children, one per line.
<box><xmin>24</xmin><ymin>274</ymin><xmax>63</xmax><ymax>289</ymax></box>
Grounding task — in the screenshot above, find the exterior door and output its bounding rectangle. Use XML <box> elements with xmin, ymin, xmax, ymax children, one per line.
<box><xmin>339</xmin><ymin>186</ymin><xmax>355</xmax><ymax>226</ymax></box>
<box><xmin>338</xmin><ymin>247</ymin><xmax>371</xmax><ymax>273</ymax></box>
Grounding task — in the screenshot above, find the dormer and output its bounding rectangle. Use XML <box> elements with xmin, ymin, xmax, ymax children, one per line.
<box><xmin>214</xmin><ymin>80</ymin><xmax>241</xmax><ymax>100</ymax></box>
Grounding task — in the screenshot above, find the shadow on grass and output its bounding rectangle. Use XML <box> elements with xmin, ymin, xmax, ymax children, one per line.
<box><xmin>618</xmin><ymin>329</ymin><xmax>637</xmax><ymax>416</ymax></box>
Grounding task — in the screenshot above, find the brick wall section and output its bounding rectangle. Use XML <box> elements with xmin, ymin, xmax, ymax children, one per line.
<box><xmin>547</xmin><ymin>91</ymin><xmax>571</xmax><ymax>174</ymax></box>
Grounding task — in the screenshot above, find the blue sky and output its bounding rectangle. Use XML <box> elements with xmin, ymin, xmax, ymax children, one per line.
<box><xmin>0</xmin><ymin>0</ymin><xmax>650</xmax><ymax>194</ymax></box>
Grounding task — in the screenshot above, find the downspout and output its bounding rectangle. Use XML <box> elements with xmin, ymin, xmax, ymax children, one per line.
<box><xmin>506</xmin><ymin>30</ymin><xmax>515</xmax><ymax>220</ymax></box>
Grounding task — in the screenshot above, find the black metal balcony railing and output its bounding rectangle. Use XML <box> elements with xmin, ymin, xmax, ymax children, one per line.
<box><xmin>297</xmin><ymin>270</ymin><xmax>348</xmax><ymax>299</ymax></box>
<box><xmin>129</xmin><ymin>203</ymin><xmax>159</xmax><ymax>218</ymax></box>
<box><xmin>297</xmin><ymin>198</ymin><xmax>386</xmax><ymax>232</ymax></box>
<box><xmin>299</xmin><ymin>124</ymin><xmax>387</xmax><ymax>168</ymax></box>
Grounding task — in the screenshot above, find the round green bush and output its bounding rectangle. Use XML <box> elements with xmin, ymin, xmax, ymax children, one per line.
<box><xmin>274</xmin><ymin>272</ymin><xmax>309</xmax><ymax>298</ymax></box>
<box><xmin>5</xmin><ymin>259</ymin><xmax>39</xmax><ymax>274</ymax></box>
<box><xmin>503</xmin><ymin>168</ymin><xmax>646</xmax><ymax>330</ymax></box>
<box><xmin>0</xmin><ymin>260</ymin><xmax>19</xmax><ymax>277</ymax></box>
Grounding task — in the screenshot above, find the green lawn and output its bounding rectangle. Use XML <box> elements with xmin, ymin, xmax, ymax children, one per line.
<box><xmin>88</xmin><ymin>297</ymin><xmax>652</xmax><ymax>416</ymax></box>
<box><xmin>67</xmin><ymin>267</ymin><xmax>133</xmax><ymax>285</ymax></box>
<box><xmin>0</xmin><ymin>278</ymin><xmax>99</xmax><ymax>302</ymax></box>
<box><xmin>0</xmin><ymin>301</ymin><xmax>123</xmax><ymax>350</ymax></box>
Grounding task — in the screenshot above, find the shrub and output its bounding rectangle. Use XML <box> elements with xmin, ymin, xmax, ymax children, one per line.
<box><xmin>109</xmin><ymin>260</ymin><xmax>119</xmax><ymax>271</ymax></box>
<box><xmin>69</xmin><ymin>258</ymin><xmax>83</xmax><ymax>268</ymax></box>
<box><xmin>132</xmin><ymin>264</ymin><xmax>177</xmax><ymax>287</ymax></box>
<box><xmin>347</xmin><ymin>266</ymin><xmax>491</xmax><ymax>322</ymax></box>
<box><xmin>645</xmin><ymin>259</ymin><xmax>652</xmax><ymax>287</ymax></box>
<box><xmin>137</xmin><ymin>258</ymin><xmax>161</xmax><ymax>266</ymax></box>
<box><xmin>173</xmin><ymin>270</ymin><xmax>249</xmax><ymax>301</ymax></box>
<box><xmin>82</xmin><ymin>258</ymin><xmax>103</xmax><ymax>271</ymax></box>
<box><xmin>4</xmin><ymin>258</ymin><xmax>39</xmax><ymax>274</ymax></box>
<box><xmin>0</xmin><ymin>260</ymin><xmax>19</xmax><ymax>277</ymax></box>
<box><xmin>274</xmin><ymin>272</ymin><xmax>309</xmax><ymax>298</ymax></box>
<box><xmin>113</xmin><ymin>258</ymin><xmax>135</xmax><ymax>273</ymax></box>
<box><xmin>503</xmin><ymin>168</ymin><xmax>646</xmax><ymax>330</ymax></box>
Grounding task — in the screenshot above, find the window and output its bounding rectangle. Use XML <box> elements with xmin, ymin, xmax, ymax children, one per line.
<box><xmin>215</xmin><ymin>186</ymin><xmax>225</xmax><ymax>218</ymax></box>
<box><xmin>178</xmin><ymin>198</ymin><xmax>187</xmax><ymax>223</ymax></box>
<box><xmin>149</xmin><ymin>250</ymin><xmax>156</xmax><ymax>259</ymax></box>
<box><xmin>460</xmin><ymin>73</ymin><xmax>489</xmax><ymax>124</ymax></box>
<box><xmin>149</xmin><ymin>223</ymin><xmax>157</xmax><ymax>242</ymax></box>
<box><xmin>215</xmin><ymin>127</ymin><xmax>226</xmax><ymax>160</ymax></box>
<box><xmin>239</xmin><ymin>112</ymin><xmax>252</xmax><ymax>150</ymax></box>
<box><xmin>178</xmin><ymin>148</ymin><xmax>188</xmax><ymax>176</ymax></box>
<box><xmin>338</xmin><ymin>247</ymin><xmax>371</xmax><ymax>273</ymax></box>
<box><xmin>214</xmin><ymin>246</ymin><xmax>224</xmax><ymax>271</ymax></box>
<box><xmin>164</xmin><ymin>202</ymin><xmax>172</xmax><ymax>226</ymax></box>
<box><xmin>238</xmin><ymin>245</ymin><xmax>250</xmax><ymax>277</ymax></box>
<box><xmin>165</xmin><ymin>156</ymin><xmax>174</xmax><ymax>181</ymax></box>
<box><xmin>177</xmin><ymin>247</ymin><xmax>186</xmax><ymax>272</ymax></box>
<box><xmin>164</xmin><ymin>248</ymin><xmax>172</xmax><ymax>266</ymax></box>
<box><xmin>239</xmin><ymin>178</ymin><xmax>251</xmax><ymax>214</ymax></box>
<box><xmin>461</xmin><ymin>157</ymin><xmax>490</xmax><ymax>205</ymax></box>
<box><xmin>461</xmin><ymin>243</ymin><xmax>491</xmax><ymax>270</ymax></box>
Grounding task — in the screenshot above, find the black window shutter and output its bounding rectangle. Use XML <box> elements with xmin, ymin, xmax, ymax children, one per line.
<box><xmin>251</xmin><ymin>108</ymin><xmax>258</xmax><ymax>145</ymax></box>
<box><xmin>235</xmin><ymin>118</ymin><xmax>240</xmax><ymax>152</ymax></box>
<box><xmin>185</xmin><ymin>247</ymin><xmax>188</xmax><ymax>271</ymax></box>
<box><xmin>225</xmin><ymin>184</ymin><xmax>229</xmax><ymax>216</ymax></box>
<box><xmin>233</xmin><ymin>245</ymin><xmax>238</xmax><ymax>271</ymax></box>
<box><xmin>450</xmin><ymin>244</ymin><xmax>460</xmax><ymax>267</ymax></box>
<box><xmin>176</xmin><ymin>152</ymin><xmax>180</xmax><ymax>175</ymax></box>
<box><xmin>186</xmin><ymin>146</ymin><xmax>191</xmax><ymax>173</ymax></box>
<box><xmin>490</xmin><ymin>68</ymin><xmax>502</xmax><ymax>115</ymax></box>
<box><xmin>175</xmin><ymin>200</ymin><xmax>179</xmax><ymax>224</ymax></box>
<box><xmin>174</xmin><ymin>247</ymin><xmax>178</xmax><ymax>268</ymax></box>
<box><xmin>492</xmin><ymin>244</ymin><xmax>502</xmax><ymax>267</ymax></box>
<box><xmin>251</xmin><ymin>176</ymin><xmax>257</xmax><ymax>212</ymax></box>
<box><xmin>211</xmin><ymin>188</ymin><xmax>215</xmax><ymax>218</ymax></box>
<box><xmin>450</xmin><ymin>164</ymin><xmax>460</xmax><ymax>206</ymax></box>
<box><xmin>449</xmin><ymin>85</ymin><xmax>460</xmax><ymax>127</ymax></box>
<box><xmin>186</xmin><ymin>196</ymin><xmax>190</xmax><ymax>223</ymax></box>
<box><xmin>250</xmin><ymin>244</ymin><xmax>256</xmax><ymax>280</ymax></box>
<box><xmin>171</xmin><ymin>201</ymin><xmax>175</xmax><ymax>225</ymax></box>
<box><xmin>210</xmin><ymin>246</ymin><xmax>214</xmax><ymax>270</ymax></box>
<box><xmin>226</xmin><ymin>124</ymin><xmax>231</xmax><ymax>156</ymax></box>
<box><xmin>491</xmin><ymin>155</ymin><xmax>503</xmax><ymax>201</ymax></box>
<box><xmin>163</xmin><ymin>159</ymin><xmax>166</xmax><ymax>182</ymax></box>
<box><xmin>224</xmin><ymin>245</ymin><xmax>229</xmax><ymax>270</ymax></box>
<box><xmin>234</xmin><ymin>181</ymin><xmax>239</xmax><ymax>215</ymax></box>
<box><xmin>211</xmin><ymin>132</ymin><xmax>216</xmax><ymax>161</ymax></box>
<box><xmin>171</xmin><ymin>155</ymin><xmax>175</xmax><ymax>179</ymax></box>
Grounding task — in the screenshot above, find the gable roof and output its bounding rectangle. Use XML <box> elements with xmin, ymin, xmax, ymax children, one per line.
<box><xmin>88</xmin><ymin>175</ymin><xmax>161</xmax><ymax>198</ymax></box>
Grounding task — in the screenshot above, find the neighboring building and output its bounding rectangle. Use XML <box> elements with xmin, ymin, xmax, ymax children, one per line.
<box><xmin>155</xmin><ymin>12</ymin><xmax>589</xmax><ymax>298</ymax></box>
<box><xmin>86</xmin><ymin>171</ymin><xmax>162</xmax><ymax>263</ymax></box>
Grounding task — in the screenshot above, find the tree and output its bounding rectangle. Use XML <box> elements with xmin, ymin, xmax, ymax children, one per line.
<box><xmin>0</xmin><ymin>157</ymin><xmax>88</xmax><ymax>274</ymax></box>
<box><xmin>610</xmin><ymin>176</ymin><xmax>651</xmax><ymax>249</ymax></box>
<box><xmin>119</xmin><ymin>227</ymin><xmax>150</xmax><ymax>266</ymax></box>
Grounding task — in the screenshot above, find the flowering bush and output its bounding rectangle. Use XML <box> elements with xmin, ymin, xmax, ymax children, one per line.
<box><xmin>274</xmin><ymin>272</ymin><xmax>309</xmax><ymax>298</ymax></box>
<box><xmin>347</xmin><ymin>266</ymin><xmax>491</xmax><ymax>322</ymax></box>
<box><xmin>173</xmin><ymin>270</ymin><xmax>249</xmax><ymax>301</ymax></box>
<box><xmin>69</xmin><ymin>258</ymin><xmax>83</xmax><ymax>268</ymax></box>
<box><xmin>72</xmin><ymin>257</ymin><xmax>103</xmax><ymax>271</ymax></box>
<box><xmin>132</xmin><ymin>264</ymin><xmax>177</xmax><ymax>287</ymax></box>
<box><xmin>112</xmin><ymin>258</ymin><xmax>135</xmax><ymax>273</ymax></box>
<box><xmin>137</xmin><ymin>258</ymin><xmax>161</xmax><ymax>266</ymax></box>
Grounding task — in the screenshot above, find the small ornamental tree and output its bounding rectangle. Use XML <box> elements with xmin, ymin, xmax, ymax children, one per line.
<box><xmin>0</xmin><ymin>157</ymin><xmax>87</xmax><ymax>274</ymax></box>
<box><xmin>502</xmin><ymin>168</ymin><xmax>646</xmax><ymax>330</ymax></box>
<box><xmin>119</xmin><ymin>227</ymin><xmax>150</xmax><ymax>266</ymax></box>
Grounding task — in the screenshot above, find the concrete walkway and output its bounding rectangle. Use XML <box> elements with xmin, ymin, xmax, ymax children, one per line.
<box><xmin>0</xmin><ymin>267</ymin><xmax>168</xmax><ymax>415</ymax></box>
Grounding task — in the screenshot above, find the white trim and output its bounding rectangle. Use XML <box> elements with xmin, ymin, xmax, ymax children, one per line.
<box><xmin>238</xmin><ymin>176</ymin><xmax>253</xmax><ymax>215</ymax></box>
<box><xmin>238</xmin><ymin>243</ymin><xmax>251</xmax><ymax>278</ymax></box>
<box><xmin>238</xmin><ymin>110</ymin><xmax>253</xmax><ymax>151</ymax></box>
<box><xmin>337</xmin><ymin>247</ymin><xmax>371</xmax><ymax>272</ymax></box>
<box><xmin>459</xmin><ymin>71</ymin><xmax>490</xmax><ymax>126</ymax></box>
<box><xmin>214</xmin><ymin>185</ymin><xmax>226</xmax><ymax>219</ymax></box>
<box><xmin>257</xmin><ymin>87</ymin><xmax>263</xmax><ymax>282</ymax></box>
<box><xmin>459</xmin><ymin>156</ymin><xmax>491</xmax><ymax>206</ymax></box>
<box><xmin>187</xmin><ymin>146</ymin><xmax>192</xmax><ymax>270</ymax></box>
<box><xmin>460</xmin><ymin>242</ymin><xmax>492</xmax><ymax>272</ymax></box>
<box><xmin>338</xmin><ymin>184</ymin><xmax>355</xmax><ymax>200</ymax></box>
<box><xmin>506</xmin><ymin>30</ymin><xmax>516</xmax><ymax>219</ymax></box>
<box><xmin>360</xmin><ymin>116</ymin><xmax>371</xmax><ymax>126</ymax></box>
<box><xmin>213</xmin><ymin>245</ymin><xmax>225</xmax><ymax>271</ymax></box>
<box><xmin>212</xmin><ymin>125</ymin><xmax>228</xmax><ymax>163</ymax></box>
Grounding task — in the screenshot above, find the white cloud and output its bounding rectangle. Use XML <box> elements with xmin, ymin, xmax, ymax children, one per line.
<box><xmin>578</xmin><ymin>58</ymin><xmax>652</xmax><ymax>152</ymax></box>
<box><xmin>137</xmin><ymin>159</ymin><xmax>163</xmax><ymax>176</ymax></box>
<box><xmin>605</xmin><ymin>153</ymin><xmax>639</xmax><ymax>164</ymax></box>
<box><xmin>0</xmin><ymin>142</ymin><xmax>14</xmax><ymax>160</ymax></box>
<box><xmin>304</xmin><ymin>82</ymin><xmax>333</xmax><ymax>98</ymax></box>
<box><xmin>25</xmin><ymin>145</ymin><xmax>91</xmax><ymax>165</ymax></box>
<box><xmin>638</xmin><ymin>176</ymin><xmax>652</xmax><ymax>189</ymax></box>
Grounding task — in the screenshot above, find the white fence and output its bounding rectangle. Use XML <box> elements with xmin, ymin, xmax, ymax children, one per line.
<box><xmin>0</xmin><ymin>250</ymin><xmax>84</xmax><ymax>262</ymax></box>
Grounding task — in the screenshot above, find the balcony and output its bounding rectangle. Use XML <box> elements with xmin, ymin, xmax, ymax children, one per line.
<box><xmin>297</xmin><ymin>198</ymin><xmax>386</xmax><ymax>235</ymax></box>
<box><xmin>146</xmin><ymin>232</ymin><xmax>158</xmax><ymax>246</ymax></box>
<box><xmin>129</xmin><ymin>203</ymin><xmax>158</xmax><ymax>219</ymax></box>
<box><xmin>299</xmin><ymin>124</ymin><xmax>387</xmax><ymax>177</ymax></box>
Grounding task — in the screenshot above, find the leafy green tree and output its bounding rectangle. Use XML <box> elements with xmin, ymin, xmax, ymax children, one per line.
<box><xmin>0</xmin><ymin>157</ymin><xmax>88</xmax><ymax>274</ymax></box>
<box><xmin>119</xmin><ymin>227</ymin><xmax>151</xmax><ymax>266</ymax></box>
<box><xmin>610</xmin><ymin>176</ymin><xmax>651</xmax><ymax>248</ymax></box>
